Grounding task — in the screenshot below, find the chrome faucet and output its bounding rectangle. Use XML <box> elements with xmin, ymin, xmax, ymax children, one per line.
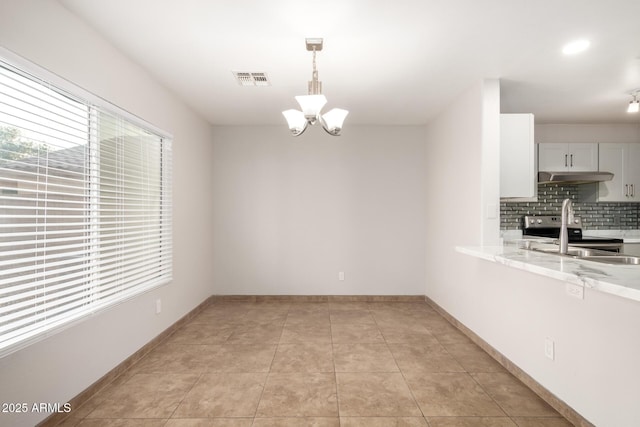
<box><xmin>559</xmin><ymin>198</ymin><xmax>574</xmax><ymax>254</ymax></box>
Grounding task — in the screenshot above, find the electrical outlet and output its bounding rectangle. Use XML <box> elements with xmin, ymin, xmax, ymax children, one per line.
<box><xmin>156</xmin><ymin>298</ymin><xmax>162</xmax><ymax>314</ymax></box>
<box><xmin>566</xmin><ymin>283</ymin><xmax>584</xmax><ymax>299</ymax></box>
<box><xmin>544</xmin><ymin>338</ymin><xmax>555</xmax><ymax>360</ymax></box>
<box><xmin>338</xmin><ymin>271</ymin><xmax>345</xmax><ymax>281</ymax></box>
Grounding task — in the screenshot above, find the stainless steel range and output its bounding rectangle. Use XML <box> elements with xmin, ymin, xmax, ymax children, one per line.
<box><xmin>522</xmin><ymin>215</ymin><xmax>623</xmax><ymax>252</ymax></box>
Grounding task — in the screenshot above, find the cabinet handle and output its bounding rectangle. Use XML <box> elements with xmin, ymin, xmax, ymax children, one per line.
<box><xmin>625</xmin><ymin>184</ymin><xmax>629</xmax><ymax>197</ymax></box>
<box><xmin>565</xmin><ymin>154</ymin><xmax>568</xmax><ymax>167</ymax></box>
<box><xmin>570</xmin><ymin>154</ymin><xmax>573</xmax><ymax>167</ymax></box>
<box><xmin>632</xmin><ymin>184</ymin><xmax>635</xmax><ymax>197</ymax></box>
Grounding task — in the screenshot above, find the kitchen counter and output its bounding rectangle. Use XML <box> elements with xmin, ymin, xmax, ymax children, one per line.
<box><xmin>457</xmin><ymin>242</ymin><xmax>640</xmax><ymax>303</ymax></box>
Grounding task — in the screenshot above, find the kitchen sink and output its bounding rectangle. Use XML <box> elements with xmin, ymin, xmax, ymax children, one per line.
<box><xmin>520</xmin><ymin>241</ymin><xmax>640</xmax><ymax>265</ymax></box>
<box><xmin>580</xmin><ymin>255</ymin><xmax>640</xmax><ymax>265</ymax></box>
<box><xmin>528</xmin><ymin>246</ymin><xmax>616</xmax><ymax>258</ymax></box>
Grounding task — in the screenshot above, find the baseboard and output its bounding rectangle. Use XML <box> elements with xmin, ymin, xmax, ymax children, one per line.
<box><xmin>211</xmin><ymin>294</ymin><xmax>426</xmax><ymax>303</ymax></box>
<box><xmin>425</xmin><ymin>296</ymin><xmax>594</xmax><ymax>427</ymax></box>
<box><xmin>37</xmin><ymin>296</ymin><xmax>216</xmax><ymax>427</ymax></box>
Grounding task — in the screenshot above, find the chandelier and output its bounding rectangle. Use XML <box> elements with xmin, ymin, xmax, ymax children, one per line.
<box><xmin>282</xmin><ymin>38</ymin><xmax>349</xmax><ymax>136</ymax></box>
<box><xmin>628</xmin><ymin>91</ymin><xmax>639</xmax><ymax>113</ymax></box>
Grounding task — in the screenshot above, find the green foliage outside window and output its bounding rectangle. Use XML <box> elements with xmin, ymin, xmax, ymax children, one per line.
<box><xmin>0</xmin><ymin>126</ymin><xmax>49</xmax><ymax>161</ymax></box>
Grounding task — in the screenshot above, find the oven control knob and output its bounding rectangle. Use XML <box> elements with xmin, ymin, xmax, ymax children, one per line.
<box><xmin>537</xmin><ymin>219</ymin><xmax>542</xmax><ymax>224</ymax></box>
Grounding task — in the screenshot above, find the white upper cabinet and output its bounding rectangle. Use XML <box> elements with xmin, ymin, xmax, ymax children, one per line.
<box><xmin>500</xmin><ymin>113</ymin><xmax>535</xmax><ymax>199</ymax></box>
<box><xmin>537</xmin><ymin>143</ymin><xmax>567</xmax><ymax>171</ymax></box>
<box><xmin>538</xmin><ymin>143</ymin><xmax>598</xmax><ymax>172</ymax></box>
<box><xmin>598</xmin><ymin>143</ymin><xmax>640</xmax><ymax>202</ymax></box>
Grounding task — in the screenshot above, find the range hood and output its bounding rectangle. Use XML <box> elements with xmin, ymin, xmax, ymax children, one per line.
<box><xmin>538</xmin><ymin>171</ymin><xmax>614</xmax><ymax>184</ymax></box>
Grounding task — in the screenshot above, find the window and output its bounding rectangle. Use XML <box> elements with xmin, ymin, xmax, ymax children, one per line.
<box><xmin>0</xmin><ymin>53</ymin><xmax>172</xmax><ymax>357</ymax></box>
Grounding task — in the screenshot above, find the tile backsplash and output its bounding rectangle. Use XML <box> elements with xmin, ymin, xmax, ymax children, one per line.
<box><xmin>501</xmin><ymin>183</ymin><xmax>639</xmax><ymax>230</ymax></box>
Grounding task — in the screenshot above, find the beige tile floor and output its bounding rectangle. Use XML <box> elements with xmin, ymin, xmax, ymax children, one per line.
<box><xmin>60</xmin><ymin>301</ymin><xmax>574</xmax><ymax>426</ymax></box>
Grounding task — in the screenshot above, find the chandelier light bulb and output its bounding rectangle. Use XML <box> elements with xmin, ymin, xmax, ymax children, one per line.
<box><xmin>322</xmin><ymin>108</ymin><xmax>349</xmax><ymax>135</ymax></box>
<box><xmin>282</xmin><ymin>109</ymin><xmax>307</xmax><ymax>135</ymax></box>
<box><xmin>295</xmin><ymin>94</ymin><xmax>327</xmax><ymax>120</ymax></box>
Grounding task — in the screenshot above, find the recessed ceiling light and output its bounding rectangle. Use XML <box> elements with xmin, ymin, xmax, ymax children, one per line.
<box><xmin>562</xmin><ymin>39</ymin><xmax>590</xmax><ymax>55</ymax></box>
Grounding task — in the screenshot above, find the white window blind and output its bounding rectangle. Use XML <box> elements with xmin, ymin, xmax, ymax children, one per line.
<box><xmin>0</xmin><ymin>55</ymin><xmax>172</xmax><ymax>357</ymax></box>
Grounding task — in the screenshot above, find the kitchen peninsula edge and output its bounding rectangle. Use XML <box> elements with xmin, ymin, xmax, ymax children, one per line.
<box><xmin>456</xmin><ymin>243</ymin><xmax>640</xmax><ymax>302</ymax></box>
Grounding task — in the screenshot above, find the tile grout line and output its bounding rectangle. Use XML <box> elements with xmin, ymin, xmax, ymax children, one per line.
<box><xmin>466</xmin><ymin>369</ymin><xmax>515</xmax><ymax>422</ymax></box>
<box><xmin>165</xmin><ymin>369</ymin><xmax>207</xmax><ymax>423</ymax></box>
<box><xmin>377</xmin><ymin>305</ymin><xmax>431</xmax><ymax>425</ymax></box>
<box><xmin>329</xmin><ymin>303</ymin><xmax>342</xmax><ymax>424</ymax></box>
<box><xmin>429</xmin><ymin>327</ymin><xmax>514</xmax><ymax>422</ymax></box>
<box><xmin>250</xmin><ymin>303</ymin><xmax>291</xmax><ymax>422</ymax></box>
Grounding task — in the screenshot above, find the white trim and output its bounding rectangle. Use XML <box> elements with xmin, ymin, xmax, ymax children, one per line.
<box><xmin>0</xmin><ymin>46</ymin><xmax>173</xmax><ymax>140</ymax></box>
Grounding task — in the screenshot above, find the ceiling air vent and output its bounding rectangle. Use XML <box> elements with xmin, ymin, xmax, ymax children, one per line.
<box><xmin>232</xmin><ymin>71</ymin><xmax>271</xmax><ymax>87</ymax></box>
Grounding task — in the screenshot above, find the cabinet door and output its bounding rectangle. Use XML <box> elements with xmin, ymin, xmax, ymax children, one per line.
<box><xmin>598</xmin><ymin>143</ymin><xmax>626</xmax><ymax>201</ymax></box>
<box><xmin>500</xmin><ymin>114</ymin><xmax>535</xmax><ymax>198</ymax></box>
<box><xmin>538</xmin><ymin>143</ymin><xmax>568</xmax><ymax>171</ymax></box>
<box><xmin>627</xmin><ymin>143</ymin><xmax>640</xmax><ymax>201</ymax></box>
<box><xmin>569</xmin><ymin>143</ymin><xmax>598</xmax><ymax>171</ymax></box>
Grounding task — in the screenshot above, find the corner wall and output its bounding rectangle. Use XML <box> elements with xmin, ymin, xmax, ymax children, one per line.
<box><xmin>0</xmin><ymin>1</ymin><xmax>214</xmax><ymax>426</ymax></box>
<box><xmin>211</xmin><ymin>125</ymin><xmax>427</xmax><ymax>296</ymax></box>
<box><xmin>424</xmin><ymin>79</ymin><xmax>640</xmax><ymax>426</ymax></box>
<box><xmin>423</xmin><ymin>78</ymin><xmax>501</xmax><ymax>321</ymax></box>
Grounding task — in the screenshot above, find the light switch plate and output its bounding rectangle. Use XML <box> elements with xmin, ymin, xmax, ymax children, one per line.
<box><xmin>544</xmin><ymin>338</ymin><xmax>555</xmax><ymax>360</ymax></box>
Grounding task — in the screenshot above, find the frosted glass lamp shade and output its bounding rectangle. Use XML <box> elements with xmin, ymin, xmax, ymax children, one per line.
<box><xmin>295</xmin><ymin>94</ymin><xmax>327</xmax><ymax>119</ymax></box>
<box><xmin>282</xmin><ymin>109</ymin><xmax>307</xmax><ymax>135</ymax></box>
<box><xmin>322</xmin><ymin>108</ymin><xmax>349</xmax><ymax>135</ymax></box>
<box><xmin>628</xmin><ymin>100</ymin><xmax>640</xmax><ymax>113</ymax></box>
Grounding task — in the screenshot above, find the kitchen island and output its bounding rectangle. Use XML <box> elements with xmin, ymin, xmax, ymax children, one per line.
<box><xmin>457</xmin><ymin>242</ymin><xmax>640</xmax><ymax>302</ymax></box>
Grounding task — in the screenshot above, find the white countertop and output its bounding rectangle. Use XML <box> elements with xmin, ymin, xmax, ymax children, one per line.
<box><xmin>457</xmin><ymin>242</ymin><xmax>640</xmax><ymax>303</ymax></box>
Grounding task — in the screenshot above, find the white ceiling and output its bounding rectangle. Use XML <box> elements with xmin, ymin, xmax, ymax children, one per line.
<box><xmin>60</xmin><ymin>0</ymin><xmax>640</xmax><ymax>126</ymax></box>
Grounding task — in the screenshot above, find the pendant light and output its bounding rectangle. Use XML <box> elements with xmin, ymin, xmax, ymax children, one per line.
<box><xmin>628</xmin><ymin>92</ymin><xmax>640</xmax><ymax>113</ymax></box>
<box><xmin>282</xmin><ymin>38</ymin><xmax>349</xmax><ymax>136</ymax></box>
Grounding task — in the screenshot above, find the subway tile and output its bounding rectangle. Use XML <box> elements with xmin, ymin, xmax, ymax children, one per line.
<box><xmin>501</xmin><ymin>182</ymin><xmax>639</xmax><ymax>230</ymax></box>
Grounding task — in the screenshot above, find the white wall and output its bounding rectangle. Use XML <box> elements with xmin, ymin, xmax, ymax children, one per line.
<box><xmin>425</xmin><ymin>80</ymin><xmax>640</xmax><ymax>426</ymax></box>
<box><xmin>0</xmin><ymin>1</ymin><xmax>214</xmax><ymax>426</ymax></box>
<box><xmin>211</xmin><ymin>125</ymin><xmax>427</xmax><ymax>295</ymax></box>
<box><xmin>423</xmin><ymin>78</ymin><xmax>498</xmax><ymax>314</ymax></box>
<box><xmin>535</xmin><ymin>123</ymin><xmax>640</xmax><ymax>144</ymax></box>
<box><xmin>424</xmin><ymin>80</ymin><xmax>486</xmax><ymax>252</ymax></box>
